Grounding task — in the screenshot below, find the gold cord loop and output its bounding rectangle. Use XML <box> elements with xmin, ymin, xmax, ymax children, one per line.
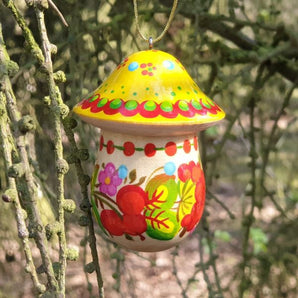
<box><xmin>133</xmin><ymin>0</ymin><xmax>178</xmax><ymax>48</ymax></box>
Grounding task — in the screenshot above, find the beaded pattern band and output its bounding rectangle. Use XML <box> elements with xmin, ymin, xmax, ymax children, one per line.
<box><xmin>99</xmin><ymin>135</ymin><xmax>198</xmax><ymax>157</ymax></box>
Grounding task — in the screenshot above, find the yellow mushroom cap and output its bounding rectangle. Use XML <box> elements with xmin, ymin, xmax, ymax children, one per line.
<box><xmin>73</xmin><ymin>50</ymin><xmax>225</xmax><ymax>136</ymax></box>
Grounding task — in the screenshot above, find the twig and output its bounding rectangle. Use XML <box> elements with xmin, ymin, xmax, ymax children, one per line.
<box><xmin>33</xmin><ymin>5</ymin><xmax>69</xmax><ymax>293</ymax></box>
<box><xmin>3</xmin><ymin>0</ymin><xmax>71</xmax><ymax>294</ymax></box>
<box><xmin>63</xmin><ymin>116</ymin><xmax>105</xmax><ymax>298</ymax></box>
<box><xmin>204</xmin><ymin>219</ymin><xmax>224</xmax><ymax>297</ymax></box>
<box><xmin>82</xmin><ymin>227</ymin><xmax>93</xmax><ymax>296</ymax></box>
<box><xmin>259</xmin><ymin>83</ymin><xmax>297</xmax><ymax>212</ymax></box>
<box><xmin>238</xmin><ymin>65</ymin><xmax>266</xmax><ymax>297</ymax></box>
<box><xmin>2</xmin><ymin>0</ymin><xmax>44</xmax><ymax>64</ymax></box>
<box><xmin>113</xmin><ymin>247</ymin><xmax>123</xmax><ymax>293</ymax></box>
<box><xmin>207</xmin><ymin>190</ymin><xmax>236</xmax><ymax>220</ymax></box>
<box><xmin>171</xmin><ymin>247</ymin><xmax>188</xmax><ymax>298</ymax></box>
<box><xmin>48</xmin><ymin>0</ymin><xmax>69</xmax><ymax>27</ymax></box>
<box><xmin>198</xmin><ymin>233</ymin><xmax>216</xmax><ymax>296</ymax></box>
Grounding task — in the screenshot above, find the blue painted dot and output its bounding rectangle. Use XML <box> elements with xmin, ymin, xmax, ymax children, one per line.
<box><xmin>128</xmin><ymin>62</ymin><xmax>139</xmax><ymax>71</ymax></box>
<box><xmin>163</xmin><ymin>60</ymin><xmax>174</xmax><ymax>70</ymax></box>
<box><xmin>164</xmin><ymin>162</ymin><xmax>176</xmax><ymax>176</ymax></box>
<box><xmin>118</xmin><ymin>165</ymin><xmax>128</xmax><ymax>179</ymax></box>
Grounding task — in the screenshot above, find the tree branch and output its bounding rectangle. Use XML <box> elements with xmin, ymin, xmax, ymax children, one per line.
<box><xmin>0</xmin><ymin>20</ymin><xmax>58</xmax><ymax>292</ymax></box>
<box><xmin>0</xmin><ymin>88</ymin><xmax>46</xmax><ymax>294</ymax></box>
<box><xmin>161</xmin><ymin>2</ymin><xmax>298</xmax><ymax>83</ymax></box>
<box><xmin>33</xmin><ymin>4</ymin><xmax>69</xmax><ymax>293</ymax></box>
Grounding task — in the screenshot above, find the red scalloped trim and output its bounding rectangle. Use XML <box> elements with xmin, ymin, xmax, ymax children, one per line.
<box><xmin>79</xmin><ymin>93</ymin><xmax>222</xmax><ymax>119</ymax></box>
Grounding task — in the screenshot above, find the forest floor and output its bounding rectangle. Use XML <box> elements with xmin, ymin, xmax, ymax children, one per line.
<box><xmin>0</xmin><ymin>181</ymin><xmax>277</xmax><ymax>298</ymax></box>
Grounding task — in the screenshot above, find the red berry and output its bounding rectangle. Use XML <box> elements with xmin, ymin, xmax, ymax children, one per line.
<box><xmin>123</xmin><ymin>214</ymin><xmax>147</xmax><ymax>235</ymax></box>
<box><xmin>116</xmin><ymin>185</ymin><xmax>146</xmax><ymax>215</ymax></box>
<box><xmin>100</xmin><ymin>210</ymin><xmax>124</xmax><ymax>236</ymax></box>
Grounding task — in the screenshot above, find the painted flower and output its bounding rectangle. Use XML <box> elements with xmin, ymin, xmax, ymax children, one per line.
<box><xmin>140</xmin><ymin>62</ymin><xmax>157</xmax><ymax>76</ymax></box>
<box><xmin>177</xmin><ymin>163</ymin><xmax>191</xmax><ymax>182</ymax></box>
<box><xmin>98</xmin><ymin>163</ymin><xmax>122</xmax><ymax>196</ymax></box>
<box><xmin>195</xmin><ymin>175</ymin><xmax>205</xmax><ymax>202</ymax></box>
<box><xmin>181</xmin><ymin>201</ymin><xmax>204</xmax><ymax>232</ymax></box>
<box><xmin>116</xmin><ymin>185</ymin><xmax>147</xmax><ymax>215</ymax></box>
<box><xmin>100</xmin><ymin>209</ymin><xmax>124</xmax><ymax>236</ymax></box>
<box><xmin>100</xmin><ymin>209</ymin><xmax>147</xmax><ymax>237</ymax></box>
<box><xmin>178</xmin><ymin>161</ymin><xmax>206</xmax><ymax>229</ymax></box>
<box><xmin>178</xmin><ymin>161</ymin><xmax>204</xmax><ymax>183</ymax></box>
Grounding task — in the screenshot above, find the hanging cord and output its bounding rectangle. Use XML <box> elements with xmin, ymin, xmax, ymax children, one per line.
<box><xmin>133</xmin><ymin>0</ymin><xmax>178</xmax><ymax>48</ymax></box>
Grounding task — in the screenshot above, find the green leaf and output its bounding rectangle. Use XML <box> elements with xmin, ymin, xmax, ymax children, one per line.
<box><xmin>90</xmin><ymin>196</ymin><xmax>108</xmax><ymax>235</ymax></box>
<box><xmin>205</xmin><ymin>126</ymin><xmax>218</xmax><ymax>137</ymax></box>
<box><xmin>134</xmin><ymin>176</ymin><xmax>146</xmax><ymax>186</ymax></box>
<box><xmin>214</xmin><ymin>230</ymin><xmax>231</xmax><ymax>242</ymax></box>
<box><xmin>201</xmin><ymin>237</ymin><xmax>217</xmax><ymax>254</ymax></box>
<box><xmin>129</xmin><ymin>169</ymin><xmax>137</xmax><ymax>183</ymax></box>
<box><xmin>91</xmin><ymin>164</ymin><xmax>100</xmax><ymax>193</ymax></box>
<box><xmin>250</xmin><ymin>228</ymin><xmax>268</xmax><ymax>255</ymax></box>
<box><xmin>145</xmin><ymin>209</ymin><xmax>179</xmax><ymax>240</ymax></box>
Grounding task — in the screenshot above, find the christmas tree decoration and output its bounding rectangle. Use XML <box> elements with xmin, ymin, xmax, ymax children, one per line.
<box><xmin>73</xmin><ymin>49</ymin><xmax>225</xmax><ymax>251</ymax></box>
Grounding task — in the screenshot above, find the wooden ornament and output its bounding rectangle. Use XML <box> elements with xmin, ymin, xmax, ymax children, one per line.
<box><xmin>73</xmin><ymin>50</ymin><xmax>225</xmax><ymax>251</ymax></box>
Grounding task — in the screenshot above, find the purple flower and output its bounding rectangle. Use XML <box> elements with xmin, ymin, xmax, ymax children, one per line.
<box><xmin>98</xmin><ymin>163</ymin><xmax>122</xmax><ymax>196</ymax></box>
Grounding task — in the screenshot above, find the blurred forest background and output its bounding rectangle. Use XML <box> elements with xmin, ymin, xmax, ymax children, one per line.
<box><xmin>0</xmin><ymin>0</ymin><xmax>297</xmax><ymax>297</ymax></box>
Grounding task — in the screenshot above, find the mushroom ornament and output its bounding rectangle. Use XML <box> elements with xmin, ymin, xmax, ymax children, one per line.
<box><xmin>73</xmin><ymin>50</ymin><xmax>225</xmax><ymax>252</ymax></box>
